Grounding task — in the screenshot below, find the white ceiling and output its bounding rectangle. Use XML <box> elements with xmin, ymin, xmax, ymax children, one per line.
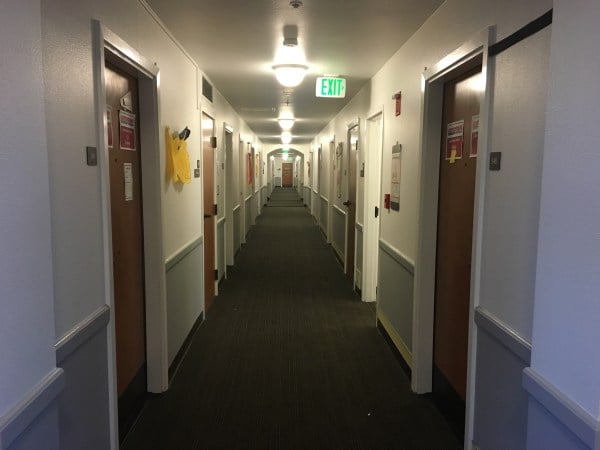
<box><xmin>146</xmin><ymin>0</ymin><xmax>443</xmax><ymax>145</ymax></box>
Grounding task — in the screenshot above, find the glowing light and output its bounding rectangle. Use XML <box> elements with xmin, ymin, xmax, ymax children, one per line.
<box><xmin>273</xmin><ymin>64</ymin><xmax>308</xmax><ymax>87</ymax></box>
<box><xmin>281</xmin><ymin>131</ymin><xmax>292</xmax><ymax>145</ymax></box>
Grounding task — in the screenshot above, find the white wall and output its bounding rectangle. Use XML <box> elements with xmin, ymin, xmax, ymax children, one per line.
<box><xmin>41</xmin><ymin>0</ymin><xmax>261</xmax><ymax>336</ymax></box>
<box><xmin>0</xmin><ymin>0</ymin><xmax>58</xmax><ymax>417</ymax></box>
<box><xmin>531</xmin><ymin>0</ymin><xmax>600</xmax><ymax>419</ymax></box>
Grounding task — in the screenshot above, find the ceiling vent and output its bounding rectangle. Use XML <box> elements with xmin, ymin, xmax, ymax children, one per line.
<box><xmin>202</xmin><ymin>76</ymin><xmax>213</xmax><ymax>103</ymax></box>
<box><xmin>289</xmin><ymin>0</ymin><xmax>303</xmax><ymax>9</ymax></box>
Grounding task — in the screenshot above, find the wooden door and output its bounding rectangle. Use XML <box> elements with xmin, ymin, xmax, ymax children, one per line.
<box><xmin>345</xmin><ymin>125</ymin><xmax>358</xmax><ymax>283</ymax></box>
<box><xmin>282</xmin><ymin>162</ymin><xmax>293</xmax><ymax>187</ymax></box>
<box><xmin>433</xmin><ymin>66</ymin><xmax>482</xmax><ymax>438</ymax></box>
<box><xmin>105</xmin><ymin>62</ymin><xmax>147</xmax><ymax>440</ymax></box>
<box><xmin>202</xmin><ymin>113</ymin><xmax>216</xmax><ymax>312</ymax></box>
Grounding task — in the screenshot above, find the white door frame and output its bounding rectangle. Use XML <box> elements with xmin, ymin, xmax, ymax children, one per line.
<box><xmin>92</xmin><ymin>21</ymin><xmax>168</xmax><ymax>449</ymax></box>
<box><xmin>224</xmin><ymin>123</ymin><xmax>234</xmax><ymax>268</ymax></box>
<box><xmin>412</xmin><ymin>27</ymin><xmax>494</xmax><ymax>445</ymax></box>
<box><xmin>362</xmin><ymin>109</ymin><xmax>384</xmax><ymax>302</ymax></box>
<box><xmin>345</xmin><ymin>119</ymin><xmax>360</xmax><ymax>280</ymax></box>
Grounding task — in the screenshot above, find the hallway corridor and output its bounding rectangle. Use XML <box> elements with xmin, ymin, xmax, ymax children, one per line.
<box><xmin>122</xmin><ymin>188</ymin><xmax>460</xmax><ymax>449</ymax></box>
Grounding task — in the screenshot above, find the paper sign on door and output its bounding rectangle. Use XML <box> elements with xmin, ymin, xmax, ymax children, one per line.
<box><xmin>119</xmin><ymin>110</ymin><xmax>136</xmax><ymax>151</ymax></box>
<box><xmin>446</xmin><ymin>119</ymin><xmax>464</xmax><ymax>162</ymax></box>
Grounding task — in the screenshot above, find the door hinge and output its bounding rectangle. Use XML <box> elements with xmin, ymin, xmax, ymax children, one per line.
<box><xmin>214</xmin><ymin>269</ymin><xmax>219</xmax><ymax>280</ymax></box>
<box><xmin>211</xmin><ymin>136</ymin><xmax>217</xmax><ymax>149</ymax></box>
<box><xmin>214</xmin><ymin>204</ymin><xmax>218</xmax><ymax>215</ymax></box>
<box><xmin>374</xmin><ymin>206</ymin><xmax>379</xmax><ymax>218</ymax></box>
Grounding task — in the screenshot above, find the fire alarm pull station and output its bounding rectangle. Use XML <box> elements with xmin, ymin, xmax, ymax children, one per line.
<box><xmin>384</xmin><ymin>193</ymin><xmax>391</xmax><ymax>210</ymax></box>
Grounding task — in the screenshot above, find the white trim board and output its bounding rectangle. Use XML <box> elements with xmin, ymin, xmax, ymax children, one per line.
<box><xmin>412</xmin><ymin>27</ymin><xmax>495</xmax><ymax>448</ymax></box>
<box><xmin>92</xmin><ymin>20</ymin><xmax>169</xmax><ymax>449</ymax></box>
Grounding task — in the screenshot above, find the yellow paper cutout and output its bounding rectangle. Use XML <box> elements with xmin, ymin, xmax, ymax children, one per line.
<box><xmin>165</xmin><ymin>127</ymin><xmax>191</xmax><ymax>184</ymax></box>
<box><xmin>450</xmin><ymin>148</ymin><xmax>457</xmax><ymax>164</ymax></box>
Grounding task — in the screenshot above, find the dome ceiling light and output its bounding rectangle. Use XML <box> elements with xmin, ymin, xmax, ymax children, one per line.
<box><xmin>281</xmin><ymin>131</ymin><xmax>292</xmax><ymax>145</ymax></box>
<box><xmin>278</xmin><ymin>107</ymin><xmax>295</xmax><ymax>130</ymax></box>
<box><xmin>272</xmin><ymin>63</ymin><xmax>308</xmax><ymax>88</ymax></box>
<box><xmin>272</xmin><ymin>34</ymin><xmax>308</xmax><ymax>88</ymax></box>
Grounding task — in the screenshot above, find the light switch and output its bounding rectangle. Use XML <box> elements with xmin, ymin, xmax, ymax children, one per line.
<box><xmin>489</xmin><ymin>152</ymin><xmax>501</xmax><ymax>171</ymax></box>
<box><xmin>86</xmin><ymin>146</ymin><xmax>98</xmax><ymax>166</ymax></box>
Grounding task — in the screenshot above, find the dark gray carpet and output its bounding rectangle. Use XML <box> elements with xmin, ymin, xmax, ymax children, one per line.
<box><xmin>265</xmin><ymin>186</ymin><xmax>304</xmax><ymax>207</ymax></box>
<box><xmin>122</xmin><ymin>188</ymin><xmax>461</xmax><ymax>450</ymax></box>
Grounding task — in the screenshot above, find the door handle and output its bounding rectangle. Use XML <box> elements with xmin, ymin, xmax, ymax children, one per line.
<box><xmin>374</xmin><ymin>206</ymin><xmax>379</xmax><ymax>218</ymax></box>
<box><xmin>204</xmin><ymin>214</ymin><xmax>212</xmax><ymax>219</ymax></box>
<box><xmin>343</xmin><ymin>200</ymin><xmax>352</xmax><ymax>207</ymax></box>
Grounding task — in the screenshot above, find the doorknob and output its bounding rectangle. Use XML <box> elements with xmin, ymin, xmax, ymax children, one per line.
<box><xmin>343</xmin><ymin>200</ymin><xmax>352</xmax><ymax>207</ymax></box>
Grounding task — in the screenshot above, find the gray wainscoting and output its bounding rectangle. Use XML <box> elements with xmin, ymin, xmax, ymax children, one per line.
<box><xmin>331</xmin><ymin>205</ymin><xmax>346</xmax><ymax>261</ymax></box>
<box><xmin>304</xmin><ymin>186</ymin><xmax>311</xmax><ymax>208</ymax></box>
<box><xmin>355</xmin><ymin>223</ymin><xmax>363</xmax><ymax>290</ymax></box>
<box><xmin>245</xmin><ymin>196</ymin><xmax>251</xmax><ymax>237</ymax></box>
<box><xmin>376</xmin><ymin>239</ymin><xmax>414</xmax><ymax>367</ymax></box>
<box><xmin>52</xmin><ymin>305</ymin><xmax>110</xmax><ymax>450</ymax></box>
<box><xmin>165</xmin><ymin>237</ymin><xmax>204</xmax><ymax>366</ymax></box>
<box><xmin>473</xmin><ymin>307</ymin><xmax>532</xmax><ymax>450</ymax></box>
<box><xmin>233</xmin><ymin>205</ymin><xmax>241</xmax><ymax>254</ymax></box>
<box><xmin>261</xmin><ymin>186</ymin><xmax>268</xmax><ymax>206</ymax></box>
<box><xmin>319</xmin><ymin>196</ymin><xmax>328</xmax><ymax>236</ymax></box>
<box><xmin>523</xmin><ymin>368</ymin><xmax>600</xmax><ymax>450</ymax></box>
<box><xmin>217</xmin><ymin>218</ymin><xmax>225</xmax><ymax>282</ymax></box>
<box><xmin>1</xmin><ymin>368</ymin><xmax>64</xmax><ymax>450</ymax></box>
<box><xmin>312</xmin><ymin>192</ymin><xmax>320</xmax><ymax>224</ymax></box>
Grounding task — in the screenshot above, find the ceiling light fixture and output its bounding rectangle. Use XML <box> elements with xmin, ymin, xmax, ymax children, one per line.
<box><xmin>272</xmin><ymin>33</ymin><xmax>308</xmax><ymax>88</ymax></box>
<box><xmin>272</xmin><ymin>63</ymin><xmax>308</xmax><ymax>88</ymax></box>
<box><xmin>278</xmin><ymin>107</ymin><xmax>295</xmax><ymax>130</ymax></box>
<box><xmin>281</xmin><ymin>131</ymin><xmax>292</xmax><ymax>145</ymax></box>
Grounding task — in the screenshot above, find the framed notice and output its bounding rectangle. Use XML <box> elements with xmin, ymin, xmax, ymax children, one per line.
<box><xmin>107</xmin><ymin>106</ymin><xmax>113</xmax><ymax>149</ymax></box>
<box><xmin>119</xmin><ymin>110</ymin><xmax>136</xmax><ymax>151</ymax></box>
<box><xmin>123</xmin><ymin>163</ymin><xmax>133</xmax><ymax>201</ymax></box>
<box><xmin>335</xmin><ymin>143</ymin><xmax>343</xmax><ymax>199</ymax></box>
<box><xmin>247</xmin><ymin>153</ymin><xmax>253</xmax><ymax>185</ymax></box>
<box><xmin>446</xmin><ymin>119</ymin><xmax>464</xmax><ymax>162</ymax></box>
<box><xmin>470</xmin><ymin>115</ymin><xmax>479</xmax><ymax>158</ymax></box>
<box><xmin>390</xmin><ymin>143</ymin><xmax>402</xmax><ymax>211</ymax></box>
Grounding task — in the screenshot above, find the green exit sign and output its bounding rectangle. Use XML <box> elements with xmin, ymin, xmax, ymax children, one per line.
<box><xmin>316</xmin><ymin>77</ymin><xmax>346</xmax><ymax>98</ymax></box>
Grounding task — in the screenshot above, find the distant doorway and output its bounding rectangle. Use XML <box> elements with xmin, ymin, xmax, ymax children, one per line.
<box><xmin>282</xmin><ymin>162</ymin><xmax>293</xmax><ymax>187</ymax></box>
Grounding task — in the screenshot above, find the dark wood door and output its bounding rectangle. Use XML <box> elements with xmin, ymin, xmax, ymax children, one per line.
<box><xmin>202</xmin><ymin>113</ymin><xmax>216</xmax><ymax>312</ymax></box>
<box><xmin>433</xmin><ymin>65</ymin><xmax>482</xmax><ymax>438</ymax></box>
<box><xmin>345</xmin><ymin>126</ymin><xmax>358</xmax><ymax>283</ymax></box>
<box><xmin>105</xmin><ymin>62</ymin><xmax>147</xmax><ymax>440</ymax></box>
<box><xmin>282</xmin><ymin>162</ymin><xmax>293</xmax><ymax>187</ymax></box>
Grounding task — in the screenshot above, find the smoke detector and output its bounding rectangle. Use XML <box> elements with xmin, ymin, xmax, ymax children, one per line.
<box><xmin>289</xmin><ymin>0</ymin><xmax>303</xmax><ymax>9</ymax></box>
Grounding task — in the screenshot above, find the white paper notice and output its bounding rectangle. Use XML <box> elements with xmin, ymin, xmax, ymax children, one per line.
<box><xmin>124</xmin><ymin>163</ymin><xmax>133</xmax><ymax>201</ymax></box>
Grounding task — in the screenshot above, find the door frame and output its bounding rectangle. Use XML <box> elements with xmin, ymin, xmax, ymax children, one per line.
<box><xmin>362</xmin><ymin>108</ymin><xmax>384</xmax><ymax>303</ymax></box>
<box><xmin>224</xmin><ymin>123</ymin><xmax>234</xmax><ymax>268</ymax></box>
<box><xmin>412</xmin><ymin>27</ymin><xmax>494</xmax><ymax>444</ymax></box>
<box><xmin>201</xmin><ymin>110</ymin><xmax>217</xmax><ymax>304</ymax></box>
<box><xmin>345</xmin><ymin>118</ymin><xmax>359</xmax><ymax>280</ymax></box>
<box><xmin>92</xmin><ymin>21</ymin><xmax>167</xmax><ymax>449</ymax></box>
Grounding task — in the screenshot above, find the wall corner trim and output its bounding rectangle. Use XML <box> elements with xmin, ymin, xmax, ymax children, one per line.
<box><xmin>378</xmin><ymin>238</ymin><xmax>415</xmax><ymax>275</ymax></box>
<box><xmin>474</xmin><ymin>307</ymin><xmax>531</xmax><ymax>363</ymax></box>
<box><xmin>522</xmin><ymin>367</ymin><xmax>600</xmax><ymax>449</ymax></box>
<box><xmin>55</xmin><ymin>305</ymin><xmax>111</xmax><ymax>364</ymax></box>
<box><xmin>0</xmin><ymin>368</ymin><xmax>65</xmax><ymax>448</ymax></box>
<box><xmin>165</xmin><ymin>236</ymin><xmax>204</xmax><ymax>272</ymax></box>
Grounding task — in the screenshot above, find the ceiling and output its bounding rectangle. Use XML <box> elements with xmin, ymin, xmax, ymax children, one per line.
<box><xmin>146</xmin><ymin>0</ymin><xmax>443</xmax><ymax>145</ymax></box>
